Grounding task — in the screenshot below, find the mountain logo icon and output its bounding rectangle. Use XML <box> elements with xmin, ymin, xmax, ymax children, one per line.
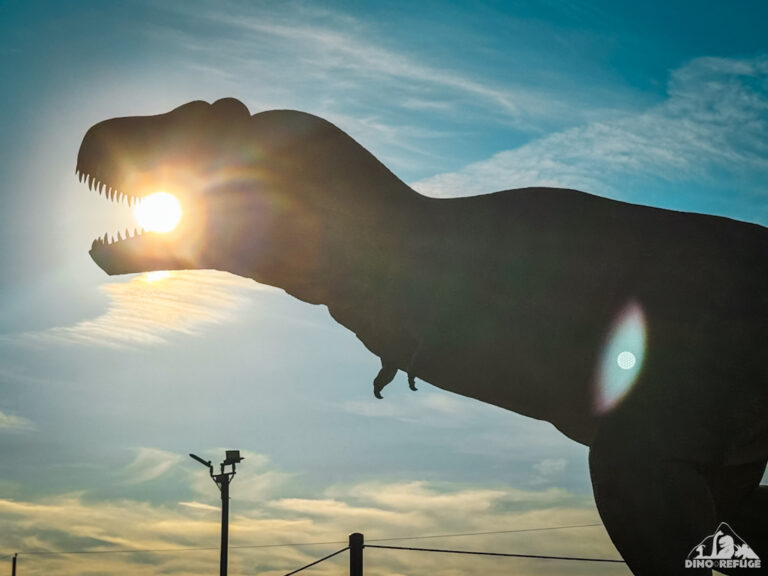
<box><xmin>685</xmin><ymin>522</ymin><xmax>761</xmax><ymax>570</ymax></box>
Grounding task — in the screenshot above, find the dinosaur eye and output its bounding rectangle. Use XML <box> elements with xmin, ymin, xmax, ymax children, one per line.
<box><xmin>595</xmin><ymin>301</ymin><xmax>647</xmax><ymax>414</ymax></box>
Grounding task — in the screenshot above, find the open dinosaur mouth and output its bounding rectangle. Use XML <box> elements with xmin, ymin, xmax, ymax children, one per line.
<box><xmin>76</xmin><ymin>163</ymin><xmax>196</xmax><ymax>276</ymax></box>
<box><xmin>75</xmin><ymin>162</ymin><xmax>201</xmax><ymax>275</ymax></box>
<box><xmin>76</xmin><ymin>167</ymin><xmax>148</xmax><ymax>251</ymax></box>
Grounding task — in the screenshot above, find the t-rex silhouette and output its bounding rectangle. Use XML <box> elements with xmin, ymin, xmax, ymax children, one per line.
<box><xmin>77</xmin><ymin>98</ymin><xmax>767</xmax><ymax>575</ymax></box>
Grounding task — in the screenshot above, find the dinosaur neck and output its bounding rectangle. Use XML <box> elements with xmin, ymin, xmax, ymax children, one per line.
<box><xmin>220</xmin><ymin>169</ymin><xmax>433</xmax><ymax>336</ymax></box>
<box><xmin>288</xmin><ymin>183</ymin><xmax>435</xmax><ymax>367</ymax></box>
<box><xmin>297</xmin><ymin>182</ymin><xmax>430</xmax><ymax>311</ymax></box>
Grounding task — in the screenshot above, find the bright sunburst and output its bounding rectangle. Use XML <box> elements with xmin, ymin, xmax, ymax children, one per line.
<box><xmin>133</xmin><ymin>192</ymin><xmax>182</xmax><ymax>233</ymax></box>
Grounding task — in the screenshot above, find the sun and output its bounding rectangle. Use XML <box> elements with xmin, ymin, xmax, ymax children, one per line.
<box><xmin>133</xmin><ymin>192</ymin><xmax>182</xmax><ymax>233</ymax></box>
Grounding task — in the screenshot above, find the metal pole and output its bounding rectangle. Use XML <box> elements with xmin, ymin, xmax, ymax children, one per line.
<box><xmin>220</xmin><ymin>474</ymin><xmax>230</xmax><ymax>576</ymax></box>
<box><xmin>349</xmin><ymin>533</ymin><xmax>363</xmax><ymax>576</ymax></box>
<box><xmin>190</xmin><ymin>452</ymin><xmax>242</xmax><ymax>576</ymax></box>
<box><xmin>11</xmin><ymin>554</ymin><xmax>17</xmax><ymax>576</ymax></box>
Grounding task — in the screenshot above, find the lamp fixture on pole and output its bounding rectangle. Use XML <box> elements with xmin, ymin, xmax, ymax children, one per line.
<box><xmin>189</xmin><ymin>450</ymin><xmax>244</xmax><ymax>576</ymax></box>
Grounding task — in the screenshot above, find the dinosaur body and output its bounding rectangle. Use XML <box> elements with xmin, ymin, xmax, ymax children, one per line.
<box><xmin>77</xmin><ymin>99</ymin><xmax>767</xmax><ymax>574</ymax></box>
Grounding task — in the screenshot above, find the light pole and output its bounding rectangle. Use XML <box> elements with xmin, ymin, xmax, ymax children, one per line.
<box><xmin>189</xmin><ymin>450</ymin><xmax>244</xmax><ymax>576</ymax></box>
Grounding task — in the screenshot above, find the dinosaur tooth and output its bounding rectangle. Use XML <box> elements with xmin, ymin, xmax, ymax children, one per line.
<box><xmin>118</xmin><ymin>230</ymin><xmax>123</xmax><ymax>241</ymax></box>
<box><xmin>88</xmin><ymin>175</ymin><xmax>94</xmax><ymax>190</ymax></box>
<box><xmin>91</xmin><ymin>238</ymin><xmax>98</xmax><ymax>250</ymax></box>
<box><xmin>103</xmin><ymin>233</ymin><xmax>108</xmax><ymax>244</ymax></box>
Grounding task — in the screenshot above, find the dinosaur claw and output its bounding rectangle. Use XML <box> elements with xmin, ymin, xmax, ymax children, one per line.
<box><xmin>408</xmin><ymin>374</ymin><xmax>418</xmax><ymax>391</ymax></box>
<box><xmin>373</xmin><ymin>360</ymin><xmax>397</xmax><ymax>400</ymax></box>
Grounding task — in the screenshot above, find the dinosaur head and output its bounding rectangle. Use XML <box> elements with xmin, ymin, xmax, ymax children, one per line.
<box><xmin>78</xmin><ymin>98</ymin><xmax>414</xmax><ymax>294</ymax></box>
<box><xmin>78</xmin><ymin>98</ymin><xmax>255</xmax><ymax>275</ymax></box>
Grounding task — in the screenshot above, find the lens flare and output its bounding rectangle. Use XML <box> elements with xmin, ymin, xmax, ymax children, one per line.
<box><xmin>134</xmin><ymin>192</ymin><xmax>182</xmax><ymax>233</ymax></box>
<box><xmin>617</xmin><ymin>351</ymin><xmax>636</xmax><ymax>370</ymax></box>
<box><xmin>595</xmin><ymin>302</ymin><xmax>647</xmax><ymax>413</ymax></box>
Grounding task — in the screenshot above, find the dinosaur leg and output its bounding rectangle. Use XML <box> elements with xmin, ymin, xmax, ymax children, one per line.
<box><xmin>373</xmin><ymin>359</ymin><xmax>398</xmax><ymax>399</ymax></box>
<box><xmin>704</xmin><ymin>460</ymin><xmax>767</xmax><ymax>575</ymax></box>
<box><xmin>589</xmin><ymin>440</ymin><xmax>716</xmax><ymax>575</ymax></box>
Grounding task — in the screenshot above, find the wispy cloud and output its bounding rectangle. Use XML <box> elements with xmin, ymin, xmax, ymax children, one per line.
<box><xmin>22</xmin><ymin>271</ymin><xmax>273</xmax><ymax>348</ymax></box>
<box><xmin>533</xmin><ymin>458</ymin><xmax>568</xmax><ymax>477</ymax></box>
<box><xmin>148</xmin><ymin>1</ymin><xmax>593</xmax><ymax>177</ymax></box>
<box><xmin>530</xmin><ymin>458</ymin><xmax>569</xmax><ymax>486</ymax></box>
<box><xmin>342</xmin><ymin>390</ymin><xmax>509</xmax><ymax>429</ymax></box>
<box><xmin>0</xmin><ymin>410</ymin><xmax>35</xmax><ymax>432</ymax></box>
<box><xmin>166</xmin><ymin>1</ymin><xmax>538</xmax><ymax>118</ymax></box>
<box><xmin>412</xmin><ymin>56</ymin><xmax>768</xmax><ymax>220</ymax></box>
<box><xmin>120</xmin><ymin>447</ymin><xmax>184</xmax><ymax>484</ymax></box>
<box><xmin>178</xmin><ymin>500</ymin><xmax>220</xmax><ymax>512</ymax></box>
<box><xmin>187</xmin><ymin>451</ymin><xmax>295</xmax><ymax>504</ymax></box>
<box><xmin>206</xmin><ymin>12</ymin><xmax>523</xmax><ymax>116</ymax></box>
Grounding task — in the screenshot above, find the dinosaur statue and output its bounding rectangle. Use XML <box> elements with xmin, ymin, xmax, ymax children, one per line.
<box><xmin>76</xmin><ymin>98</ymin><xmax>767</xmax><ymax>575</ymax></box>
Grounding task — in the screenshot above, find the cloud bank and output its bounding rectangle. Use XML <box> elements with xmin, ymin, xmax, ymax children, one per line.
<box><xmin>0</xmin><ymin>453</ymin><xmax>624</xmax><ymax>576</ymax></box>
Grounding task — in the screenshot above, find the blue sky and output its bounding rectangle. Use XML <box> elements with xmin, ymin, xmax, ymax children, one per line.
<box><xmin>1</xmin><ymin>1</ymin><xmax>766</xmax><ymax>574</ymax></box>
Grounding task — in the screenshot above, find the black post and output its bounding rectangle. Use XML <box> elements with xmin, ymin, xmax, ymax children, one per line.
<box><xmin>11</xmin><ymin>554</ymin><xmax>17</xmax><ymax>576</ymax></box>
<box><xmin>189</xmin><ymin>451</ymin><xmax>242</xmax><ymax>576</ymax></box>
<box><xmin>220</xmin><ymin>474</ymin><xmax>230</xmax><ymax>576</ymax></box>
<box><xmin>349</xmin><ymin>533</ymin><xmax>363</xmax><ymax>576</ymax></box>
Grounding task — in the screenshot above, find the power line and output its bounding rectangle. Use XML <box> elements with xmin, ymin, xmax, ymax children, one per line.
<box><xmin>366</xmin><ymin>544</ymin><xmax>625</xmax><ymax>563</ymax></box>
<box><xmin>366</xmin><ymin>522</ymin><xmax>603</xmax><ymax>542</ymax></box>
<box><xmin>11</xmin><ymin>546</ymin><xmax>219</xmax><ymax>557</ymax></box>
<box><xmin>3</xmin><ymin>522</ymin><xmax>603</xmax><ymax>558</ymax></box>
<box><xmin>282</xmin><ymin>547</ymin><xmax>348</xmax><ymax>576</ymax></box>
<box><xmin>9</xmin><ymin>539</ymin><xmax>347</xmax><ymax>557</ymax></box>
<box><xmin>233</xmin><ymin>540</ymin><xmax>347</xmax><ymax>550</ymax></box>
